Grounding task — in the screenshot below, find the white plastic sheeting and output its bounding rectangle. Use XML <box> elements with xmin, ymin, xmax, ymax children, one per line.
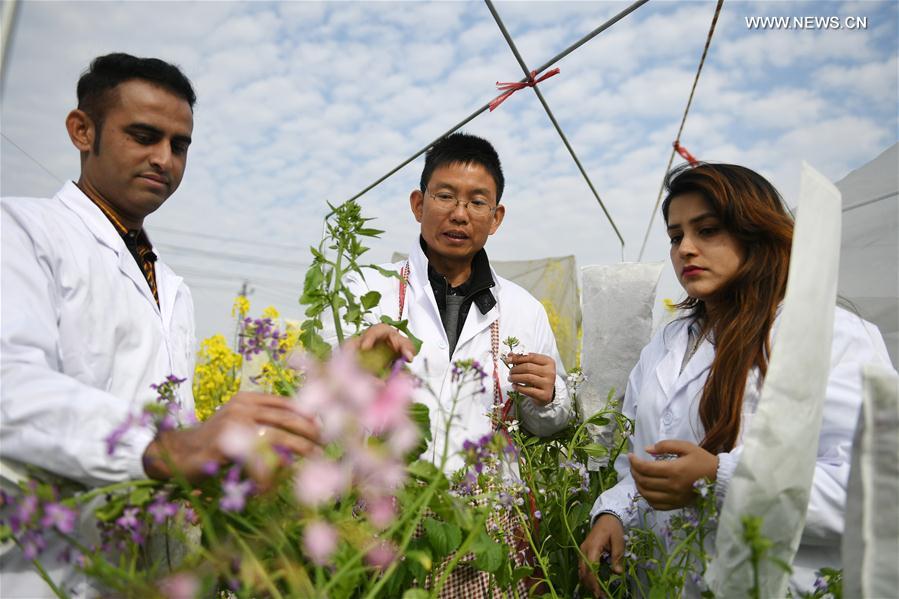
<box><xmin>708</xmin><ymin>164</ymin><xmax>841</xmax><ymax>597</ymax></box>
<box><xmin>842</xmin><ymin>364</ymin><xmax>899</xmax><ymax>598</ymax></box>
<box><xmin>578</xmin><ymin>262</ymin><xmax>663</xmax><ymax>470</ymax></box>
<box><xmin>835</xmin><ymin>143</ymin><xmax>898</xmax><ymax>368</ymax></box>
<box><xmin>578</xmin><ymin>262</ymin><xmax>664</xmax><ymax>415</ymax></box>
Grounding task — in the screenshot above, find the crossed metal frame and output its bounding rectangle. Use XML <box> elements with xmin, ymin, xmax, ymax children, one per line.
<box><xmin>338</xmin><ymin>0</ymin><xmax>652</xmax><ymax>260</ymax></box>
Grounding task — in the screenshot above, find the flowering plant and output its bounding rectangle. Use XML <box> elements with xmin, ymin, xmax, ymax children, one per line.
<box><xmin>0</xmin><ymin>198</ymin><xmax>845</xmax><ymax>598</ymax></box>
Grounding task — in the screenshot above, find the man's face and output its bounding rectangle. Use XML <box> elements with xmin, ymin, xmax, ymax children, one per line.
<box><xmin>410</xmin><ymin>161</ymin><xmax>505</xmax><ymax>263</ymax></box>
<box><xmin>78</xmin><ymin>79</ymin><xmax>193</xmax><ymax>227</ymax></box>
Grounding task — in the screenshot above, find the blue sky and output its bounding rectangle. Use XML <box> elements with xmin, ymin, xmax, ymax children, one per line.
<box><xmin>2</xmin><ymin>0</ymin><xmax>896</xmax><ymax>340</ymax></box>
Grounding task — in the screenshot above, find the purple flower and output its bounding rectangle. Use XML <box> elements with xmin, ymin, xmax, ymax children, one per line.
<box><xmin>238</xmin><ymin>317</ymin><xmax>285</xmax><ymax>360</ymax></box>
<box><xmin>220</xmin><ymin>467</ymin><xmax>254</xmax><ymax>512</ymax></box>
<box><xmin>534</xmin><ymin>510</ymin><xmax>542</xmax><ymax>520</ymax></box>
<box><xmin>115</xmin><ymin>507</ymin><xmax>140</xmax><ymax>531</ymax></box>
<box><xmin>148</xmin><ymin>495</ymin><xmax>179</xmax><ymax>524</ymax></box>
<box><xmin>104</xmin><ymin>416</ymin><xmax>134</xmax><ymax>456</ymax></box>
<box><xmin>181</xmin><ymin>506</ymin><xmax>199</xmax><ymax>526</ymax></box>
<box><xmin>10</xmin><ymin>493</ymin><xmax>39</xmax><ymax>533</ymax></box>
<box><xmin>814</xmin><ymin>576</ymin><xmax>828</xmax><ymax>592</ymax></box>
<box><xmin>21</xmin><ymin>530</ymin><xmax>47</xmax><ymax>560</ymax></box>
<box><xmin>40</xmin><ymin>503</ymin><xmax>77</xmax><ymax>534</ymax></box>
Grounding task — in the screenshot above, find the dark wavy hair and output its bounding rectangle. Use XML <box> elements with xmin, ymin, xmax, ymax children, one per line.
<box><xmin>420</xmin><ymin>132</ymin><xmax>505</xmax><ymax>203</ymax></box>
<box><xmin>77</xmin><ymin>53</ymin><xmax>196</xmax><ymax>151</ymax></box>
<box><xmin>662</xmin><ymin>163</ymin><xmax>794</xmax><ymax>453</ymax></box>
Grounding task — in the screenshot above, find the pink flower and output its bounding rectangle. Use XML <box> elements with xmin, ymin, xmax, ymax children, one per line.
<box><xmin>303</xmin><ymin>521</ymin><xmax>338</xmax><ymax>566</ymax></box>
<box><xmin>293</xmin><ymin>378</ymin><xmax>331</xmax><ymax>418</ymax></box>
<box><xmin>294</xmin><ymin>458</ymin><xmax>349</xmax><ymax>506</ymax></box>
<box><xmin>365</xmin><ymin>496</ymin><xmax>396</xmax><ymax>529</ymax></box>
<box><xmin>352</xmin><ymin>447</ymin><xmax>406</xmax><ymax>496</ymax></box>
<box><xmin>158</xmin><ymin>572</ymin><xmax>199</xmax><ymax>598</ymax></box>
<box><xmin>387</xmin><ymin>419</ymin><xmax>421</xmax><ymax>457</ymax></box>
<box><xmin>362</xmin><ymin>371</ymin><xmax>415</xmax><ymax>433</ymax></box>
<box><xmin>328</xmin><ymin>349</ymin><xmax>376</xmax><ymax>409</ymax></box>
<box><xmin>365</xmin><ymin>540</ymin><xmax>396</xmax><ymax>570</ymax></box>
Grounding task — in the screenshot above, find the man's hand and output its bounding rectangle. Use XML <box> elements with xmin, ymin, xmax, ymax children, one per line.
<box><xmin>506</xmin><ymin>353</ymin><xmax>556</xmax><ymax>405</ymax></box>
<box><xmin>578</xmin><ymin>513</ymin><xmax>625</xmax><ymax>597</ymax></box>
<box><xmin>346</xmin><ymin>323</ymin><xmax>416</xmax><ymax>363</ymax></box>
<box><xmin>628</xmin><ymin>440</ymin><xmax>718</xmax><ymax>511</ymax></box>
<box><xmin>143</xmin><ymin>391</ymin><xmax>320</xmax><ymax>482</ymax></box>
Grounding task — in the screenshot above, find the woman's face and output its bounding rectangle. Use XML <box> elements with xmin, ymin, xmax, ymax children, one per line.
<box><xmin>666</xmin><ymin>192</ymin><xmax>745</xmax><ymax>304</ymax></box>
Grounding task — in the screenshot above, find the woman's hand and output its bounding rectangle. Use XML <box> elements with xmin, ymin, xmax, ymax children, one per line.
<box><xmin>628</xmin><ymin>440</ymin><xmax>718</xmax><ymax>510</ymax></box>
<box><xmin>578</xmin><ymin>513</ymin><xmax>625</xmax><ymax>597</ymax></box>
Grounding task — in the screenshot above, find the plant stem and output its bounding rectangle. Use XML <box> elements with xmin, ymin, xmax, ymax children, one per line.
<box><xmin>512</xmin><ymin>504</ymin><xmax>559</xmax><ymax>599</ymax></box>
<box><xmin>62</xmin><ymin>479</ymin><xmax>159</xmax><ymax>507</ymax></box>
<box><xmin>227</xmin><ymin>523</ymin><xmax>285</xmax><ymax>599</ymax></box>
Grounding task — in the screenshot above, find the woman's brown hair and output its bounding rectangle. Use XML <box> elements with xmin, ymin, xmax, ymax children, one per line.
<box><xmin>662</xmin><ymin>163</ymin><xmax>794</xmax><ymax>453</ymax></box>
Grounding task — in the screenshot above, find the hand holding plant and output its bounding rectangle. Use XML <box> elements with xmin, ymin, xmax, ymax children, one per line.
<box><xmin>629</xmin><ymin>440</ymin><xmax>719</xmax><ymax>511</ymax></box>
<box><xmin>143</xmin><ymin>391</ymin><xmax>321</xmax><ymax>482</ymax></box>
<box><xmin>505</xmin><ymin>352</ymin><xmax>557</xmax><ymax>405</ymax></box>
<box><xmin>579</xmin><ymin>513</ymin><xmax>626</xmax><ymax>596</ymax></box>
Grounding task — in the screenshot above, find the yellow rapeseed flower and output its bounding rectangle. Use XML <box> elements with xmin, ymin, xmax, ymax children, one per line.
<box><xmin>232</xmin><ymin>295</ymin><xmax>251</xmax><ymax>319</ymax></box>
<box><xmin>193</xmin><ymin>334</ymin><xmax>242</xmax><ymax>421</ymax></box>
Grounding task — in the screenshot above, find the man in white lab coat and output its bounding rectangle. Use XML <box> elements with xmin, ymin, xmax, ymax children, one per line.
<box><xmin>348</xmin><ymin>133</ymin><xmax>573</xmax><ymax>474</ymax></box>
<box><xmin>0</xmin><ymin>53</ymin><xmax>318</xmax><ymax>597</ymax></box>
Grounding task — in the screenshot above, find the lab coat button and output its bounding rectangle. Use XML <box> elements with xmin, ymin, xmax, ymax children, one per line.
<box><xmin>438</xmin><ymin>341</ymin><xmax>447</xmax><ymax>349</ymax></box>
<box><xmin>662</xmin><ymin>410</ymin><xmax>673</xmax><ymax>425</ymax></box>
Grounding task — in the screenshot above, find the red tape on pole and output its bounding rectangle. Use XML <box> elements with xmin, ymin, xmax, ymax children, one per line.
<box><xmin>489</xmin><ymin>68</ymin><xmax>561</xmax><ymax>111</ymax></box>
<box><xmin>673</xmin><ymin>141</ymin><xmax>699</xmax><ymax>165</ymax></box>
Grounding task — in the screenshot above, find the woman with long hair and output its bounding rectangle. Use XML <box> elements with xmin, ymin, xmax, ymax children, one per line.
<box><xmin>578</xmin><ymin>163</ymin><xmax>894</xmax><ymax>596</ymax></box>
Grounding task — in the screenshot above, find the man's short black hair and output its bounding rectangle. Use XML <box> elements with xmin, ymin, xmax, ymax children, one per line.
<box><xmin>77</xmin><ymin>53</ymin><xmax>196</xmax><ymax>151</ymax></box>
<box><xmin>420</xmin><ymin>132</ymin><xmax>505</xmax><ymax>203</ymax></box>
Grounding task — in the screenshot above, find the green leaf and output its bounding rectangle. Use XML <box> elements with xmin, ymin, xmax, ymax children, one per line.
<box><xmin>511</xmin><ymin>565</ymin><xmax>534</xmax><ymax>582</ymax></box>
<box><xmin>582</xmin><ymin>443</ymin><xmax>608</xmax><ymax>458</ymax></box>
<box><xmin>407</xmin><ymin>460</ymin><xmax>440</xmax><ymax>481</ymax></box>
<box><xmin>357</xmin><ymin>227</ymin><xmax>385</xmax><ymax>237</ymax></box>
<box><xmin>301</xmin><ymin>265</ymin><xmax>324</xmax><ymax>294</ymax></box>
<box><xmin>404</xmin><ymin>549</ymin><xmax>433</xmax><ymax>572</ymax></box>
<box><xmin>585</xmin><ymin>412</ymin><xmax>611</xmax><ymax>426</ymax></box>
<box><xmin>423</xmin><ymin>518</ymin><xmax>449</xmax><ymax>558</ymax></box>
<box><xmin>649</xmin><ymin>586</ymin><xmax>667</xmax><ymax>599</ymax></box>
<box><xmin>409</xmin><ymin>402</ymin><xmax>432</xmax><ymax>443</ymax></box>
<box><xmin>300</xmin><ymin>328</ymin><xmax>331</xmax><ymax>361</ymax></box>
<box><xmin>360</xmin><ymin>290</ymin><xmax>381</xmax><ymax>310</ymax></box>
<box><xmin>402</xmin><ymin>590</ymin><xmax>430</xmax><ymax>599</ymax></box>
<box><xmin>364</xmin><ymin>264</ymin><xmax>404</xmax><ymax>281</ymax></box>
<box><xmin>128</xmin><ymin>486</ymin><xmax>153</xmax><ymax>506</ymax></box>
<box><xmin>471</xmin><ymin>533</ymin><xmax>504</xmax><ymax>573</ymax></box>
<box><xmin>443</xmin><ymin>523</ymin><xmax>462</xmax><ymax>554</ymax></box>
<box><xmin>379</xmin><ymin>316</ymin><xmax>423</xmax><ymax>353</ymax></box>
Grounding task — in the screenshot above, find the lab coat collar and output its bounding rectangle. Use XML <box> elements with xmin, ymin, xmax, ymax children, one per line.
<box><xmin>57</xmin><ymin>182</ymin><xmax>163</xmax><ymax>314</ymax></box>
<box><xmin>407</xmin><ymin>240</ymin><xmax>500</xmax><ymax>352</ymax></box>
<box><xmin>654</xmin><ymin>317</ymin><xmax>713</xmax><ymax>402</ymax></box>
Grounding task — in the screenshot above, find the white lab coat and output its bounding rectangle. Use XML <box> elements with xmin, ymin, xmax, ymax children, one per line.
<box><xmin>344</xmin><ymin>241</ymin><xmax>572</xmax><ymax>475</ymax></box>
<box><xmin>1</xmin><ymin>182</ymin><xmax>195</xmax><ymax>597</ymax></box>
<box><xmin>589</xmin><ymin>307</ymin><xmax>894</xmax><ymax>593</ymax></box>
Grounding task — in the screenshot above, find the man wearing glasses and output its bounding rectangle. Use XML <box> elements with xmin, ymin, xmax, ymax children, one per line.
<box><xmin>347</xmin><ymin>132</ymin><xmax>572</xmax><ymax>475</ymax></box>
